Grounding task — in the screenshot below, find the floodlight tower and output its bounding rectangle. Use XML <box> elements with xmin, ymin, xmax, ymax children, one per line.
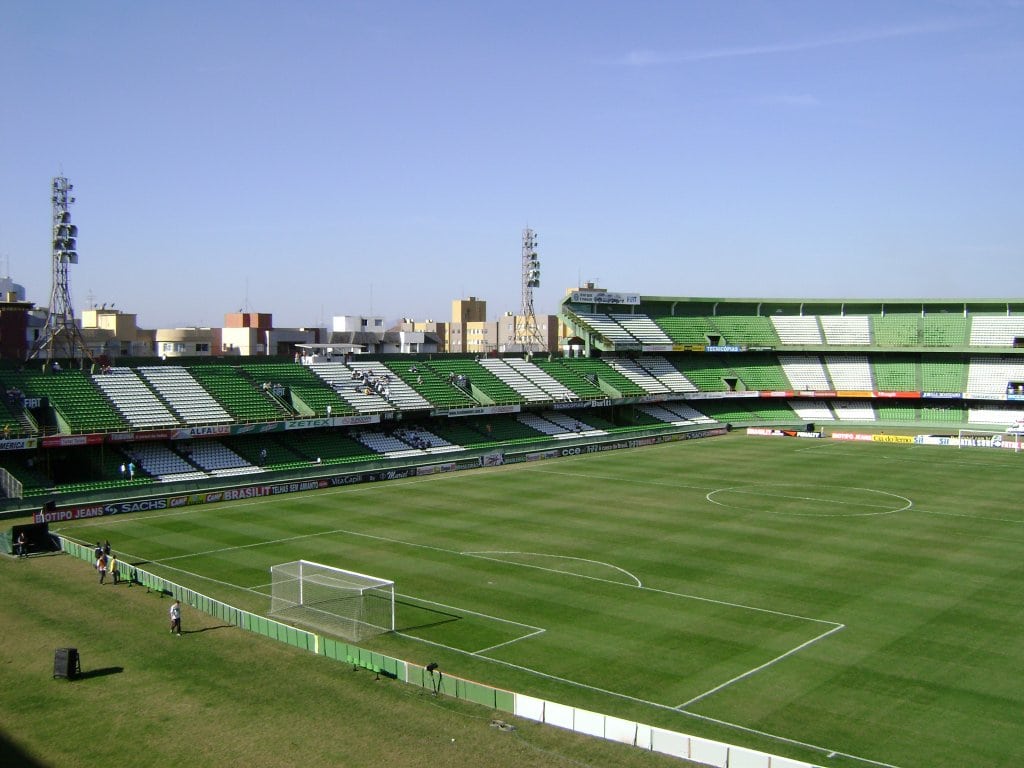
<box><xmin>515</xmin><ymin>228</ymin><xmax>546</xmax><ymax>352</ymax></box>
<box><xmin>29</xmin><ymin>176</ymin><xmax>93</xmax><ymax>364</ymax></box>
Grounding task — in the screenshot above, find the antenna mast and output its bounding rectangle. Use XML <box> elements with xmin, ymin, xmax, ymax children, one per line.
<box><xmin>28</xmin><ymin>176</ymin><xmax>94</xmax><ymax>364</ymax></box>
<box><xmin>514</xmin><ymin>227</ymin><xmax>545</xmax><ymax>352</ymax></box>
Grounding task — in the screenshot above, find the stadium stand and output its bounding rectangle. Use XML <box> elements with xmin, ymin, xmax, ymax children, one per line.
<box><xmin>638</xmin><ymin>403</ymin><xmax>717</xmax><ymax>426</ymax></box>
<box><xmin>652</xmin><ymin>315</ymin><xmax>715</xmax><ymax>344</ymax></box>
<box><xmin>184</xmin><ymin>441</ymin><xmax>262</xmax><ymax>477</ymax></box>
<box><xmin>1</xmin><ymin>368</ymin><xmax>127</xmax><ymax>434</ymax></box>
<box><xmin>306</xmin><ymin>361</ymin><xmax>398</xmax><ymax>415</ymax></box>
<box><xmin>516</xmin><ymin>415</ymin><xmax>602</xmax><ymax>438</ymax></box>
<box><xmin>571</xmin><ymin>312</ymin><xmax>639</xmax><ymax>345</ymax></box>
<box><xmin>240</xmin><ymin>362</ymin><xmax>353</xmax><ymax>417</ymax></box>
<box><xmin>342</xmin><ymin>359</ymin><xmax>431</xmax><ymax>411</ymax></box>
<box><xmin>824</xmin><ymin>355</ymin><xmax>874</xmax><ymax>390</ymax></box>
<box><xmin>281</xmin><ymin>431</ymin><xmax>380</xmax><ymax>465</ymax></box>
<box><xmin>92</xmin><ymin>368</ymin><xmax>180</xmax><ymax>429</ymax></box>
<box><xmin>820</xmin><ymin>315</ymin><xmax>871</xmax><ymax>345</ymax></box>
<box><xmin>778</xmin><ymin>355</ymin><xmax>831</xmax><ymax>390</ymax></box>
<box><xmin>354</xmin><ymin>431</ymin><xmax>429</xmax><ymax>459</ymax></box>
<box><xmin>530</xmin><ymin>359</ymin><xmax>608</xmax><ymax>400</ymax></box>
<box><xmin>726</xmin><ymin>354</ymin><xmax>792</xmax><ymax>391</ymax></box>
<box><xmin>875</xmin><ymin>403</ymin><xmax>918</xmax><ymax>423</ymax></box>
<box><xmin>503</xmin><ymin>358</ymin><xmax>579</xmax><ymax>401</ymax></box>
<box><xmin>672</xmin><ymin>356</ymin><xmax>730</xmax><ymax>391</ymax></box>
<box><xmin>965</xmin><ymin>358</ymin><xmax>1024</xmax><ymax>397</ymax></box>
<box><xmin>187</xmin><ymin>364</ymin><xmax>291</xmax><ymax>423</ymax></box>
<box><xmin>790</xmin><ymin>401</ymin><xmax>835</xmax><ymax>423</ymax></box>
<box><xmin>137</xmin><ymin>366</ymin><xmax>233</xmax><ymax>425</ymax></box>
<box><xmin>425</xmin><ymin>360</ymin><xmax>522</xmax><ymax>405</ymax></box>
<box><xmin>771</xmin><ymin>316</ymin><xmax>824</xmax><ymax>345</ymax></box>
<box><xmin>12</xmin><ymin>297</ymin><xmax>1024</xmax><ymax>506</ymax></box>
<box><xmin>920</xmin><ymin>405</ymin><xmax>966</xmax><ymax>425</ymax></box>
<box><xmin>608</xmin><ymin>313</ymin><xmax>673</xmax><ymax>344</ymax></box>
<box><xmin>921</xmin><ymin>314</ymin><xmax>969</xmax><ymax>346</ymax></box>
<box><xmin>128</xmin><ymin>442</ymin><xmax>206</xmax><ymax>482</ymax></box>
<box><xmin>636</xmin><ymin>356</ymin><xmax>698</xmax><ymax>392</ymax></box>
<box><xmin>872</xmin><ymin>356</ymin><xmax>918</xmax><ymax>391</ymax></box>
<box><xmin>967</xmin><ymin>408</ymin><xmax>1024</xmax><ymax>426</ymax></box>
<box><xmin>603</xmin><ymin>358</ymin><xmax>672</xmax><ymax>394</ymax></box>
<box><xmin>871</xmin><ymin>314</ymin><xmax>920</xmax><ymax>347</ymax></box>
<box><xmin>969</xmin><ymin>316</ymin><xmax>1024</xmax><ymax>347</ymax></box>
<box><xmin>709</xmin><ymin>316</ymin><xmax>779</xmax><ymax>346</ymax></box>
<box><xmin>560</xmin><ymin>358</ymin><xmax>647</xmax><ymax>397</ymax></box>
<box><xmin>537</xmin><ymin>411</ymin><xmax>606</xmax><ymax>435</ymax></box>
<box><xmin>832</xmin><ymin>401</ymin><xmax>876</xmax><ymax>421</ymax></box>
<box><xmin>478</xmin><ymin>358</ymin><xmax>552</xmax><ymax>403</ymax></box>
<box><xmin>920</xmin><ymin>356</ymin><xmax>968</xmax><ymax>393</ymax></box>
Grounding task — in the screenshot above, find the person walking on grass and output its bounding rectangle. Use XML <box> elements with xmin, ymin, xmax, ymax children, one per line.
<box><xmin>96</xmin><ymin>554</ymin><xmax>108</xmax><ymax>584</ymax></box>
<box><xmin>169</xmin><ymin>599</ymin><xmax>181</xmax><ymax>636</ymax></box>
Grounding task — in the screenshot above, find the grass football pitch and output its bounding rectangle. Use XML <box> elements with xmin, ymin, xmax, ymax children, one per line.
<box><xmin>44</xmin><ymin>433</ymin><xmax>1024</xmax><ymax>767</ymax></box>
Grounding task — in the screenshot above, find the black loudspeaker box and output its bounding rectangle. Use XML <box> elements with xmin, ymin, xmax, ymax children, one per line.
<box><xmin>53</xmin><ymin>647</ymin><xmax>80</xmax><ymax>679</ymax></box>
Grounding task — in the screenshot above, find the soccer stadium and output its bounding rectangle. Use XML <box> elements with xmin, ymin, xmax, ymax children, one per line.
<box><xmin>4</xmin><ymin>290</ymin><xmax>1024</xmax><ymax>768</ymax></box>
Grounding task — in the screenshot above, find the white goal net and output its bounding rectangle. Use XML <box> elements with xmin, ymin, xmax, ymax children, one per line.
<box><xmin>956</xmin><ymin>429</ymin><xmax>1021</xmax><ymax>452</ymax></box>
<box><xmin>269</xmin><ymin>560</ymin><xmax>395</xmax><ymax>642</ymax></box>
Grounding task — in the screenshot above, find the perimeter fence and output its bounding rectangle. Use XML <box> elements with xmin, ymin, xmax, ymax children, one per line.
<box><xmin>59</xmin><ymin>535</ymin><xmax>821</xmax><ymax>768</ymax></box>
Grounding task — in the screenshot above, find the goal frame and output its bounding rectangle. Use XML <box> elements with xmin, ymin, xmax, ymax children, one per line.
<box><xmin>956</xmin><ymin>428</ymin><xmax>1021</xmax><ymax>452</ymax></box>
<box><xmin>269</xmin><ymin>560</ymin><xmax>395</xmax><ymax>642</ymax></box>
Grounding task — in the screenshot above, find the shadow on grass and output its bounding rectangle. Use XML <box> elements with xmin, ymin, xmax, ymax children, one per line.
<box><xmin>0</xmin><ymin>729</ymin><xmax>49</xmax><ymax>767</ymax></box>
<box><xmin>394</xmin><ymin>598</ymin><xmax>462</xmax><ymax>632</ymax></box>
<box><xmin>76</xmin><ymin>666</ymin><xmax>124</xmax><ymax>680</ymax></box>
<box><xmin>183</xmin><ymin>624</ymin><xmax>234</xmax><ymax>635</ymax></box>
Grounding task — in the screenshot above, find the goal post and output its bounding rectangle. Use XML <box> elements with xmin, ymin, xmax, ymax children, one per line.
<box><xmin>269</xmin><ymin>560</ymin><xmax>395</xmax><ymax>642</ymax></box>
<box><xmin>956</xmin><ymin>428</ymin><xmax>1021</xmax><ymax>452</ymax></box>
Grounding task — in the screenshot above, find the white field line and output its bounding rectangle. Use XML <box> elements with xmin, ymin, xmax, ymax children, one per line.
<box><xmin>64</xmin><ymin>529</ymin><xmax>887</xmax><ymax>768</ymax></box>
<box><xmin>518</xmin><ymin>466</ymin><xmax>715</xmax><ymax>493</ymax></box>
<box><xmin>879</xmin><ymin>452</ymin><xmax>1024</xmax><ymax>471</ymax></box>
<box><xmin>57</xmin><ymin>463</ymin><xmax>542</xmax><ymax>530</ymax></box>
<box><xmin>62</xmin><ymin>535</ymin><xmax>269</xmax><ymax>598</ymax></box>
<box><xmin>716</xmin><ymin>488</ymin><xmax>904</xmax><ymax>510</ymax></box>
<box><xmin>676</xmin><ymin>623</ymin><xmax>846</xmax><ymax>709</ymax></box>
<box><xmin>911</xmin><ymin>508</ymin><xmax>1024</xmax><ymax>525</ymax></box>
<box><xmin>639</xmin><ymin>582</ymin><xmax>840</xmax><ymax>626</ymax></box>
<box><xmin>472</xmin><ymin>629</ymin><xmax>546</xmax><ymax>655</ymax></box>
<box><xmin>462</xmin><ymin>551</ymin><xmax>643</xmax><ymax>587</ymax></box>
<box><xmin>706</xmin><ymin>485</ymin><xmax>912</xmax><ymax>516</ymax></box>
<box><xmin>395</xmin><ymin>593</ymin><xmax>548</xmax><ymax>655</ymax></box>
<box><xmin>393</xmin><ymin>630</ymin><xmax>901</xmax><ymax>768</ymax></box>
<box><xmin>795</xmin><ymin>441</ymin><xmax>845</xmax><ymax>452</ymax></box>
<box><xmin>150</xmin><ymin>525</ymin><xmax>836</xmax><ymax>627</ymax></box>
<box><xmin>395</xmin><ymin>593</ymin><xmax>544</xmax><ymax>635</ymax></box>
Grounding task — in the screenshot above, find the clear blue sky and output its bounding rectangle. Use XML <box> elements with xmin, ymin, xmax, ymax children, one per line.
<box><xmin>2</xmin><ymin>1</ymin><xmax>1022</xmax><ymax>329</ymax></box>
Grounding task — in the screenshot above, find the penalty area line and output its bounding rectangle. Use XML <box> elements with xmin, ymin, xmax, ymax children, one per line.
<box><xmin>394</xmin><ymin>630</ymin><xmax>899</xmax><ymax>768</ymax></box>
<box><xmin>676</xmin><ymin>622</ymin><xmax>846</xmax><ymax>709</ymax></box>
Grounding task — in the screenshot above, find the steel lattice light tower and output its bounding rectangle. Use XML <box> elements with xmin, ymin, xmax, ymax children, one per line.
<box><xmin>515</xmin><ymin>227</ymin><xmax>546</xmax><ymax>352</ymax></box>
<box><xmin>29</xmin><ymin>176</ymin><xmax>93</xmax><ymax>364</ymax></box>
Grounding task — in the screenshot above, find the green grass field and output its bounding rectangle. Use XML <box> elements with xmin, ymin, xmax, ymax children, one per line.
<box><xmin>32</xmin><ymin>433</ymin><xmax>1024</xmax><ymax>767</ymax></box>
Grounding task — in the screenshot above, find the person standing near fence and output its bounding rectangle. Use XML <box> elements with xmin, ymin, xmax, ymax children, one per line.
<box><xmin>169</xmin><ymin>599</ymin><xmax>181</xmax><ymax>635</ymax></box>
<box><xmin>96</xmin><ymin>554</ymin><xmax>108</xmax><ymax>585</ymax></box>
<box><xmin>109</xmin><ymin>553</ymin><xmax>120</xmax><ymax>584</ymax></box>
